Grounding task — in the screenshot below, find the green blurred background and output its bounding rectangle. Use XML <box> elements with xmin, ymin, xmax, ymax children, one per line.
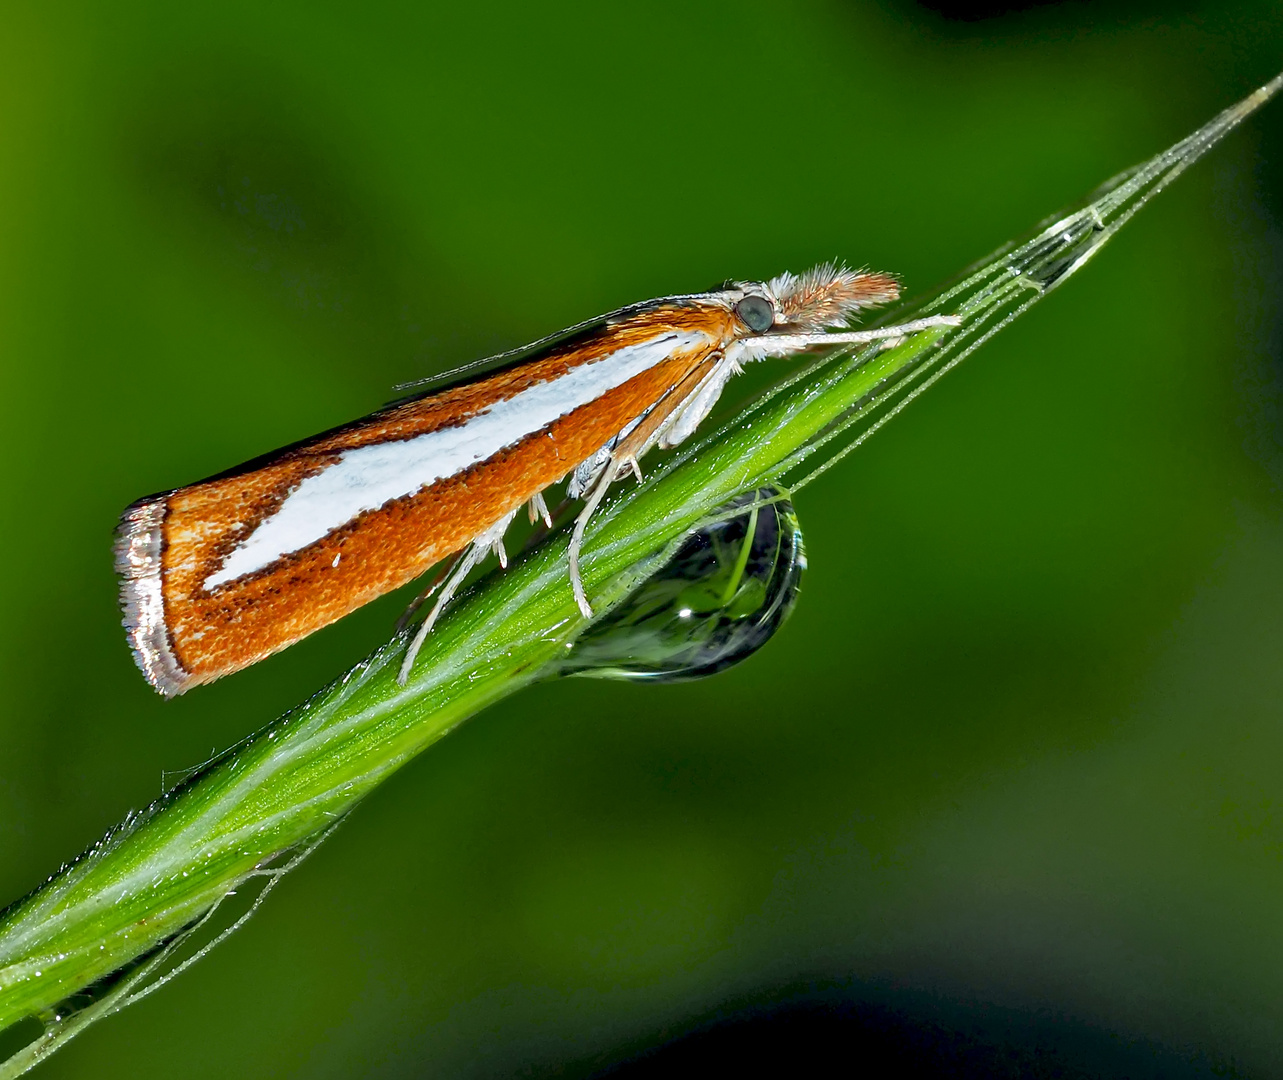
<box><xmin>3</xmin><ymin>0</ymin><xmax>1283</xmax><ymax>1075</ymax></box>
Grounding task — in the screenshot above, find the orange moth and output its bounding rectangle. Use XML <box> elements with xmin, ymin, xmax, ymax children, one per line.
<box><xmin>115</xmin><ymin>264</ymin><xmax>958</xmax><ymax>696</ymax></box>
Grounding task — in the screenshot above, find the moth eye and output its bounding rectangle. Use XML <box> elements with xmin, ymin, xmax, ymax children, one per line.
<box><xmin>735</xmin><ymin>295</ymin><xmax>775</xmax><ymax>333</ymax></box>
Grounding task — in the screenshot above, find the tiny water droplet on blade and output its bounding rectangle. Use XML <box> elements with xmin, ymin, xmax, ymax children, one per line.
<box><xmin>558</xmin><ymin>488</ymin><xmax>805</xmax><ymax>682</ymax></box>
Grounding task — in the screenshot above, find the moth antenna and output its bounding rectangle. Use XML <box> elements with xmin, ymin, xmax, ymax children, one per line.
<box><xmin>739</xmin><ymin>315</ymin><xmax>962</xmax><ymax>359</ymax></box>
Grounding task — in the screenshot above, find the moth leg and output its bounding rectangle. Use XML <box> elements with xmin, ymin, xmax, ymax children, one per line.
<box><xmin>658</xmin><ymin>355</ymin><xmax>742</xmax><ymax>451</ymax></box>
<box><xmin>397</xmin><ymin>512</ymin><xmax>512</xmax><ymax>633</ymax></box>
<box><xmin>568</xmin><ymin>460</ymin><xmax>626</xmax><ymax>618</ymax></box>
<box><xmin>527</xmin><ymin>491</ymin><xmax>553</xmax><ymax>528</ymax></box>
<box><xmin>490</xmin><ymin>531</ymin><xmax>509</xmax><ymax>569</ymax></box>
<box><xmin>618</xmin><ymin>454</ymin><xmax>643</xmax><ymax>483</ymax></box>
<box><xmin>523</xmin><ymin>492</ymin><xmax>572</xmax><ymax>554</ymax></box>
<box><xmin>567</xmin><ymin>353</ymin><xmax>722</xmax><ymax>618</ymax></box>
<box><xmin>395</xmin><ymin>550</ymin><xmax>465</xmax><ymax>633</ymax></box>
<box><xmin>398</xmin><ymin>510</ymin><xmax>517</xmax><ymax>685</ymax></box>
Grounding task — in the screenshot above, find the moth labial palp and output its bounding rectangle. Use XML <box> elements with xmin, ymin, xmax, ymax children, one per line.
<box><xmin>113</xmin><ymin>261</ymin><xmax>960</xmax><ymax>696</ymax></box>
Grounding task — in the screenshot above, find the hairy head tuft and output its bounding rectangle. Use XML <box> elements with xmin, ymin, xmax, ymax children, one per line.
<box><xmin>769</xmin><ymin>263</ymin><xmax>900</xmax><ymax>331</ymax></box>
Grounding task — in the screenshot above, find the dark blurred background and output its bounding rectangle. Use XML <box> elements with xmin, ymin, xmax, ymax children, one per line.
<box><xmin>3</xmin><ymin>0</ymin><xmax>1283</xmax><ymax>1076</ymax></box>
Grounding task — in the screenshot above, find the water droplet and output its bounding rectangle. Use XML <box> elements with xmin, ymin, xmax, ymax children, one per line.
<box><xmin>1017</xmin><ymin>212</ymin><xmax>1107</xmax><ymax>290</ymax></box>
<box><xmin>559</xmin><ymin>487</ymin><xmax>805</xmax><ymax>682</ymax></box>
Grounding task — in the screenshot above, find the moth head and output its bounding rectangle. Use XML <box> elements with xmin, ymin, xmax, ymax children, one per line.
<box><xmin>719</xmin><ymin>263</ymin><xmax>900</xmax><ymax>341</ymax></box>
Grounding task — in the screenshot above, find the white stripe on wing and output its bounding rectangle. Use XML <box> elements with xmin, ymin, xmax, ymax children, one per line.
<box><xmin>203</xmin><ymin>330</ymin><xmax>708</xmax><ymax>590</ymax></box>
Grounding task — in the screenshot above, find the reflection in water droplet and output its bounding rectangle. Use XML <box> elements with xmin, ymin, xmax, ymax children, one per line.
<box><xmin>558</xmin><ymin>488</ymin><xmax>805</xmax><ymax>682</ymax></box>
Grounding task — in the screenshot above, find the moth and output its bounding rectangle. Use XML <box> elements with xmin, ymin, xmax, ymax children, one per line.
<box><xmin>115</xmin><ymin>264</ymin><xmax>957</xmax><ymax>696</ymax></box>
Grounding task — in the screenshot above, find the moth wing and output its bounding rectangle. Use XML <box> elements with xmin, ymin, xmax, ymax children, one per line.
<box><xmin>389</xmin><ymin>290</ymin><xmax>723</xmax><ymax>398</ymax></box>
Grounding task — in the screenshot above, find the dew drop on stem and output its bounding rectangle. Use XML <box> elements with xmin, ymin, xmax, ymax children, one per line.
<box><xmin>558</xmin><ymin>487</ymin><xmax>805</xmax><ymax>682</ymax></box>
